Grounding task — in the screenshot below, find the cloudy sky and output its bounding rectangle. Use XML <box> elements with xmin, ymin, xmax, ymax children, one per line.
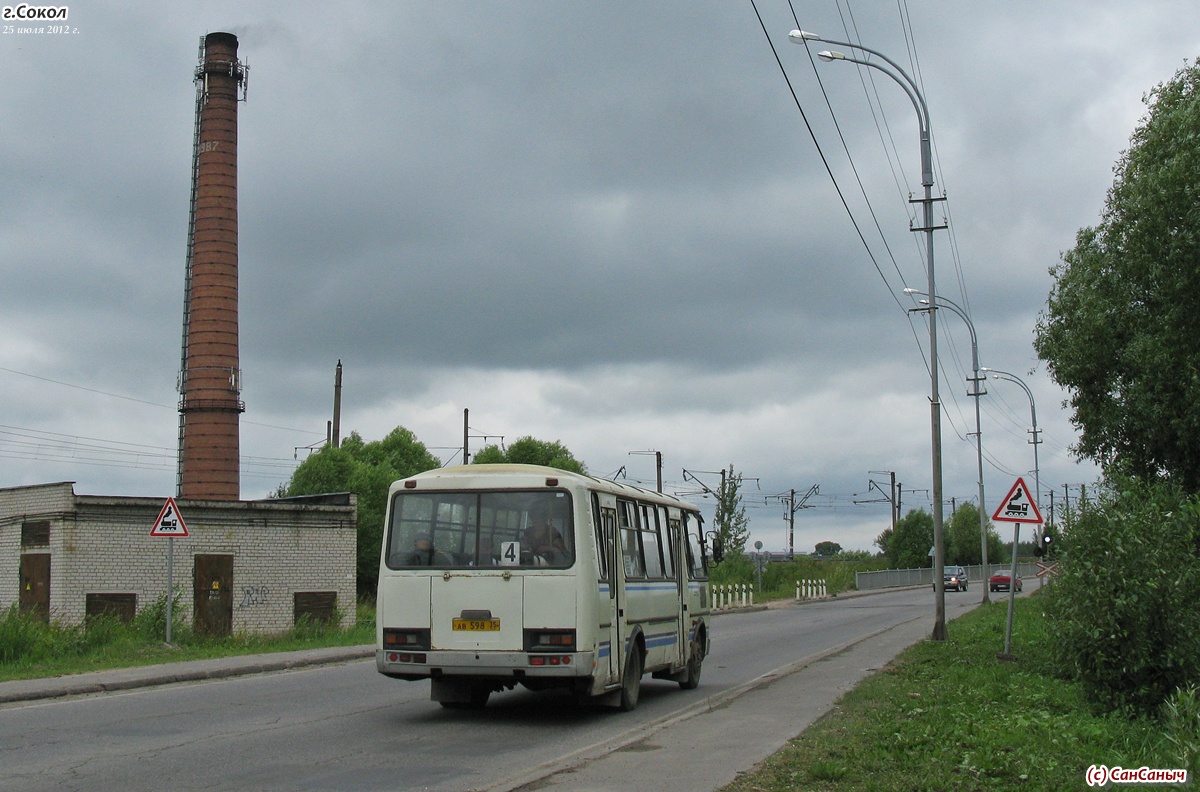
<box><xmin>2</xmin><ymin>2</ymin><xmax>1195</xmax><ymax>554</ymax></box>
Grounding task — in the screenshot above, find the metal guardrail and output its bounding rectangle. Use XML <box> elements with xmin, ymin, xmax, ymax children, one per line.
<box><xmin>855</xmin><ymin>562</ymin><xmax>1040</xmax><ymax>591</ymax></box>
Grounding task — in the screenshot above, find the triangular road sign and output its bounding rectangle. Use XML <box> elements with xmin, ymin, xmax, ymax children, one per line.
<box><xmin>150</xmin><ymin>497</ymin><xmax>189</xmax><ymax>537</ymax></box>
<box><xmin>992</xmin><ymin>477</ymin><xmax>1044</xmax><ymax>524</ymax></box>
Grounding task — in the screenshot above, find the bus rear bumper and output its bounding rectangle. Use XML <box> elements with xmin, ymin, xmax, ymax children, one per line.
<box><xmin>376</xmin><ymin>649</ymin><xmax>596</xmax><ymax>680</ymax></box>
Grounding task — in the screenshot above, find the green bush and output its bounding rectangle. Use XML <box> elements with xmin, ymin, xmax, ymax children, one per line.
<box><xmin>132</xmin><ymin>589</ymin><xmax>190</xmax><ymax>643</ymax></box>
<box><xmin>1046</xmin><ymin>479</ymin><xmax>1200</xmax><ymax>715</ymax></box>
<box><xmin>1162</xmin><ymin>683</ymin><xmax>1200</xmax><ymax>777</ymax></box>
<box><xmin>0</xmin><ymin>605</ymin><xmax>52</xmax><ymax>664</ymax></box>
<box><xmin>75</xmin><ymin>613</ymin><xmax>128</xmax><ymax>654</ymax></box>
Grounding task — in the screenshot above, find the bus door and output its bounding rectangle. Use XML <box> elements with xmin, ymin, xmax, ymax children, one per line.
<box><xmin>593</xmin><ymin>493</ymin><xmax>621</xmax><ymax>685</ymax></box>
<box><xmin>616</xmin><ymin>498</ymin><xmax>643</xmax><ymax>683</ymax></box>
<box><xmin>669</xmin><ymin>510</ymin><xmax>688</xmax><ymax>668</ymax></box>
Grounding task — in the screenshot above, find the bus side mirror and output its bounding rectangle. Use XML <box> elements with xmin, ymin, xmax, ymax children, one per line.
<box><xmin>710</xmin><ymin>535</ymin><xmax>724</xmax><ymax>564</ymax></box>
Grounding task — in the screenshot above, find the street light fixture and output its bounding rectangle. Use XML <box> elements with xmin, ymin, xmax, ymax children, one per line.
<box><xmin>793</xmin><ymin>29</ymin><xmax>949</xmax><ymax>639</ymax></box>
<box><xmin>905</xmin><ymin>289</ymin><xmax>991</xmax><ymax>604</ymax></box>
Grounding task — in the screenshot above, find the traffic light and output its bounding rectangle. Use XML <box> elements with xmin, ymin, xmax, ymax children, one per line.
<box><xmin>1035</xmin><ymin>532</ymin><xmax>1053</xmax><ymax>556</ymax></box>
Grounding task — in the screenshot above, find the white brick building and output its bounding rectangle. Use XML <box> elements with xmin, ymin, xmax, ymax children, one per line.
<box><xmin>1</xmin><ymin>482</ymin><xmax>356</xmax><ymax>634</ymax></box>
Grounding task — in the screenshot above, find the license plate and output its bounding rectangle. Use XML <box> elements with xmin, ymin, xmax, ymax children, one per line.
<box><xmin>453</xmin><ymin>618</ymin><xmax>500</xmax><ymax>631</ymax></box>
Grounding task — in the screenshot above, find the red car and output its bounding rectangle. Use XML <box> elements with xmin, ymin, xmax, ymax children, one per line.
<box><xmin>989</xmin><ymin>570</ymin><xmax>1023</xmax><ymax>592</ymax></box>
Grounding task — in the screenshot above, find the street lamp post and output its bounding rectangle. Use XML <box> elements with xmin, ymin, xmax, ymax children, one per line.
<box><xmin>906</xmin><ymin>290</ymin><xmax>991</xmax><ymax>605</ymax></box>
<box><xmin>791</xmin><ymin>29</ymin><xmax>949</xmax><ymax>639</ymax></box>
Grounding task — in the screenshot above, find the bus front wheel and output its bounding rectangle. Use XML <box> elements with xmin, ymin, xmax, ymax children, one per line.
<box><xmin>679</xmin><ymin>639</ymin><xmax>703</xmax><ymax>690</ymax></box>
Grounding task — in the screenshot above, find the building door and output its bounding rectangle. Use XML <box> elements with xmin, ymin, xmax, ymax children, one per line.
<box><xmin>19</xmin><ymin>554</ymin><xmax>51</xmax><ymax>623</ymax></box>
<box><xmin>194</xmin><ymin>554</ymin><xmax>233</xmax><ymax>637</ymax></box>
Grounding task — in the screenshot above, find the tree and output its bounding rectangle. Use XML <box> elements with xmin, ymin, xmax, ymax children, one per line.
<box><xmin>713</xmin><ymin>464</ymin><xmax>751</xmax><ymax>559</ymax></box>
<box><xmin>885</xmin><ymin>509</ymin><xmax>934</xmax><ymax>569</ymax></box>
<box><xmin>1035</xmin><ymin>60</ymin><xmax>1200</xmax><ymax>492</ymax></box>
<box><xmin>472</xmin><ymin>436</ymin><xmax>586</xmax><ymax>474</ymax></box>
<box><xmin>280</xmin><ymin>427</ymin><xmax>441</xmax><ymax>596</ymax></box>
<box><xmin>945</xmin><ymin>503</ymin><xmax>1003</xmax><ymax>566</ymax></box>
<box><xmin>814</xmin><ymin>541</ymin><xmax>842</xmax><ymax>556</ymax></box>
<box><xmin>1046</xmin><ymin>478</ymin><xmax>1200</xmax><ymax>715</ymax></box>
<box><xmin>874</xmin><ymin>526</ymin><xmax>893</xmax><ymax>558</ymax></box>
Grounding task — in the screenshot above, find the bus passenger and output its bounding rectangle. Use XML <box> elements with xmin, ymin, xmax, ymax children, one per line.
<box><xmin>523</xmin><ymin>506</ymin><xmax>566</xmax><ymax>560</ymax></box>
<box><xmin>471</xmin><ymin>537</ymin><xmax>499</xmax><ymax>566</ymax></box>
<box><xmin>405</xmin><ymin>533</ymin><xmax>435</xmax><ymax>566</ymax></box>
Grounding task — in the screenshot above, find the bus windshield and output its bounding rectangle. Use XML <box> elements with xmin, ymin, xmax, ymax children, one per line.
<box><xmin>385</xmin><ymin>489</ymin><xmax>574</xmax><ymax>569</ymax></box>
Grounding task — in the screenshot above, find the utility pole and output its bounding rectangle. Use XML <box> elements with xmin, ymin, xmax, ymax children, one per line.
<box><xmin>779</xmin><ymin>484</ymin><xmax>819</xmax><ymax>558</ymax></box>
<box><xmin>331</xmin><ymin>360</ymin><xmax>342</xmax><ymax>449</ymax></box>
<box><xmin>857</xmin><ymin>471</ymin><xmax>899</xmax><ymax>532</ymax></box>
<box><xmin>629</xmin><ymin>450</ymin><xmax>663</xmax><ymax>492</ymax></box>
<box><xmin>463</xmin><ymin>408</ymin><xmax>469</xmax><ymax>465</ymax></box>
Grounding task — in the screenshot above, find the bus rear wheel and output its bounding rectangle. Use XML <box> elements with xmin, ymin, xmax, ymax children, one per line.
<box><xmin>619</xmin><ymin>648</ymin><xmax>643</xmax><ymax>712</ymax></box>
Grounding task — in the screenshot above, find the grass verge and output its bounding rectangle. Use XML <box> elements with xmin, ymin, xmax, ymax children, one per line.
<box><xmin>0</xmin><ymin>599</ymin><xmax>375</xmax><ymax>683</ymax></box>
<box><xmin>721</xmin><ymin>592</ymin><xmax>1182</xmax><ymax>791</ymax></box>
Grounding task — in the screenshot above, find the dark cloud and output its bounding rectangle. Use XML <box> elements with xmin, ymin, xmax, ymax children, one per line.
<box><xmin>2</xmin><ymin>1</ymin><xmax>1191</xmax><ymax>549</ymax></box>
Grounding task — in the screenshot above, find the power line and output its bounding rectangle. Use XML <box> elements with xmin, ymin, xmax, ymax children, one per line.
<box><xmin>0</xmin><ymin>364</ymin><xmax>321</xmax><ymax>436</ymax></box>
<box><xmin>750</xmin><ymin>0</ymin><xmax>906</xmax><ymax>315</ymax></box>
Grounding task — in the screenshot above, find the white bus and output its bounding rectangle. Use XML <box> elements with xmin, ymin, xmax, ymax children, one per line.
<box><xmin>375</xmin><ymin>463</ymin><xmax>713</xmax><ymax>710</ymax></box>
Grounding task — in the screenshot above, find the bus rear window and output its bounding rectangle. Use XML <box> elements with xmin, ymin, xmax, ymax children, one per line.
<box><xmin>385</xmin><ymin>490</ymin><xmax>574</xmax><ymax>569</ymax></box>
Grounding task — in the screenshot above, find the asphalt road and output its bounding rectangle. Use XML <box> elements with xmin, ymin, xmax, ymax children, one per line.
<box><xmin>0</xmin><ymin>584</ymin><xmax>1029</xmax><ymax>792</ymax></box>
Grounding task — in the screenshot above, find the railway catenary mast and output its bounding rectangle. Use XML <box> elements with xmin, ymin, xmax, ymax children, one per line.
<box><xmin>177</xmin><ymin>32</ymin><xmax>248</xmax><ymax>500</ymax></box>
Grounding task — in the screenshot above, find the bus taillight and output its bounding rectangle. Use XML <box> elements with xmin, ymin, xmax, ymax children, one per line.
<box><xmin>524</xmin><ymin>629</ymin><xmax>576</xmax><ymax>652</ymax></box>
<box><xmin>383</xmin><ymin>628</ymin><xmax>430</xmax><ymax>650</ymax></box>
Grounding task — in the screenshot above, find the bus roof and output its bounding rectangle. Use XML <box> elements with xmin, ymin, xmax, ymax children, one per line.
<box><xmin>394</xmin><ymin>464</ymin><xmax>698</xmax><ymax>510</ymax></box>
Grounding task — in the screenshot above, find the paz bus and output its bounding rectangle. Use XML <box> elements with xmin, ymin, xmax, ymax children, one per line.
<box><xmin>375</xmin><ymin>464</ymin><xmax>713</xmax><ymax>710</ymax></box>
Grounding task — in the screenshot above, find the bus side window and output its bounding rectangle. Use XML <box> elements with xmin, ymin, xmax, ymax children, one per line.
<box><xmin>685</xmin><ymin>512</ymin><xmax>708</xmax><ymax>580</ymax></box>
<box><xmin>666</xmin><ymin>515</ymin><xmax>680</xmax><ymax>579</ymax></box>
<box><xmin>661</xmin><ymin>507</ymin><xmax>676</xmax><ymax>578</ymax></box>
<box><xmin>591</xmin><ymin>494</ymin><xmax>610</xmax><ymax>582</ymax></box>
<box><xmin>639</xmin><ymin>503</ymin><xmax>664</xmax><ymax>578</ymax></box>
<box><xmin>618</xmin><ymin>500</ymin><xmax>645</xmax><ymax>579</ymax></box>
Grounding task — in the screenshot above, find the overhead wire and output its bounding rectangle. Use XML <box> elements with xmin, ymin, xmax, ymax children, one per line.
<box><xmin>0</xmin><ymin>363</ymin><xmax>316</xmax><ymax>483</ymax></box>
<box><xmin>769</xmin><ymin>0</ymin><xmax>1040</xmax><ymax>502</ymax></box>
<box><xmin>749</xmin><ymin>0</ymin><xmax>907</xmax><ymax>317</ymax></box>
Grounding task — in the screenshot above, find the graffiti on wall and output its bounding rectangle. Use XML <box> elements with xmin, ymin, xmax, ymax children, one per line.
<box><xmin>238</xmin><ymin>586</ymin><xmax>269</xmax><ymax>608</ymax></box>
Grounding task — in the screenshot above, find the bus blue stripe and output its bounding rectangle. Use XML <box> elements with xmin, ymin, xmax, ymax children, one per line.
<box><xmin>644</xmin><ymin>631</ymin><xmax>677</xmax><ymax>649</ymax></box>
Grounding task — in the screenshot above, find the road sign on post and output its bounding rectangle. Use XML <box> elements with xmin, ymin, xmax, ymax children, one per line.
<box><xmin>150</xmin><ymin>497</ymin><xmax>189</xmax><ymax>537</ymax></box>
<box><xmin>150</xmin><ymin>498</ymin><xmax>188</xmax><ymax>644</ymax></box>
<box><xmin>991</xmin><ymin>477</ymin><xmax>1043</xmax><ymax>658</ymax></box>
<box><xmin>991</xmin><ymin>477</ymin><xmax>1044</xmax><ymax>525</ymax></box>
<box><xmin>1035</xmin><ymin>561</ymin><xmax>1060</xmax><ymax>578</ymax></box>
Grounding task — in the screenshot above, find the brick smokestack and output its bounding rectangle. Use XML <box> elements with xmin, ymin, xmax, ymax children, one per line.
<box><xmin>177</xmin><ymin>32</ymin><xmax>247</xmax><ymax>500</ymax></box>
